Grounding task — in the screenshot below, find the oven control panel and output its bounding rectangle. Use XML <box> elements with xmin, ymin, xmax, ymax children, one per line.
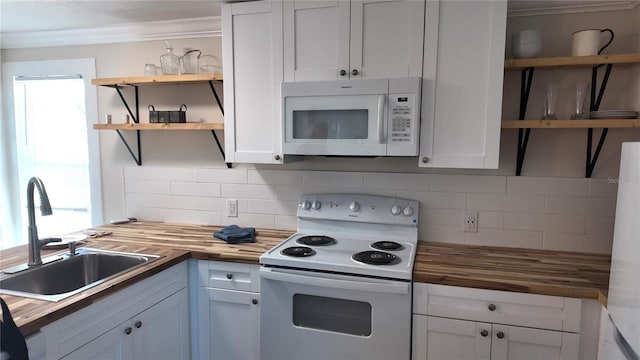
<box><xmin>298</xmin><ymin>194</ymin><xmax>418</xmax><ymax>226</ymax></box>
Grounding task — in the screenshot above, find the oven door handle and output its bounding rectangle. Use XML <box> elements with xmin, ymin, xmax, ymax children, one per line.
<box><xmin>260</xmin><ymin>267</ymin><xmax>409</xmax><ymax>295</ymax></box>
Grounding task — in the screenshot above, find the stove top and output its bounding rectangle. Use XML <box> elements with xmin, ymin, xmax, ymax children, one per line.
<box><xmin>260</xmin><ymin>194</ymin><xmax>420</xmax><ymax>280</ymax></box>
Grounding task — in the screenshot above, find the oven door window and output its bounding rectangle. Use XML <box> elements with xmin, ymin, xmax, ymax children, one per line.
<box><xmin>292</xmin><ymin>109</ymin><xmax>369</xmax><ymax>140</ymax></box>
<box><xmin>292</xmin><ymin>294</ymin><xmax>372</xmax><ymax>336</ymax></box>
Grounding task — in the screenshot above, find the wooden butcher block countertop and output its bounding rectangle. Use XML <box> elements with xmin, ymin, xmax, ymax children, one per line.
<box><xmin>0</xmin><ymin>222</ymin><xmax>291</xmax><ymax>336</ymax></box>
<box><xmin>1</xmin><ymin>221</ymin><xmax>611</xmax><ymax>336</ymax></box>
<box><xmin>414</xmin><ymin>241</ymin><xmax>611</xmax><ymax>300</ymax></box>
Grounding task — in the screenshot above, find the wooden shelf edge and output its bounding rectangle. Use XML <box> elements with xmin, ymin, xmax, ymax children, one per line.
<box><xmin>91</xmin><ymin>73</ymin><xmax>223</xmax><ymax>86</ymax></box>
<box><xmin>501</xmin><ymin>119</ymin><xmax>640</xmax><ymax>129</ymax></box>
<box><xmin>504</xmin><ymin>53</ymin><xmax>640</xmax><ymax>70</ymax></box>
<box><xmin>93</xmin><ymin>123</ymin><xmax>224</xmax><ymax>130</ymax></box>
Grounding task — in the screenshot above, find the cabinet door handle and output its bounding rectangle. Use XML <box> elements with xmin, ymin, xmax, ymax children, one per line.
<box><xmin>496</xmin><ymin>331</ymin><xmax>505</xmax><ymax>339</ymax></box>
<box><xmin>480</xmin><ymin>329</ymin><xmax>489</xmax><ymax>337</ymax></box>
<box><xmin>124</xmin><ymin>327</ymin><xmax>132</xmax><ymax>335</ymax></box>
<box><xmin>252</xmin><ymin>298</ymin><xmax>258</xmax><ymax>305</ymax></box>
<box><xmin>339</xmin><ymin>69</ymin><xmax>347</xmax><ymax>76</ymax></box>
<box><xmin>226</xmin><ymin>273</ymin><xmax>233</xmax><ymax>280</ymax></box>
<box><xmin>351</xmin><ymin>69</ymin><xmax>359</xmax><ymax>76</ymax></box>
<box><xmin>488</xmin><ymin>303</ymin><xmax>497</xmax><ymax>311</ymax></box>
<box><xmin>274</xmin><ymin>155</ymin><xmax>281</xmax><ymax>161</ymax></box>
<box><xmin>421</xmin><ymin>157</ymin><xmax>429</xmax><ymax>164</ymax></box>
<box><xmin>135</xmin><ymin>320</ymin><xmax>142</xmax><ymax>328</ymax></box>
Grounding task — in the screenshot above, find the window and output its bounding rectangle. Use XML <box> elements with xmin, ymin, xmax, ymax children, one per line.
<box><xmin>1</xmin><ymin>59</ymin><xmax>102</xmax><ymax>249</ymax></box>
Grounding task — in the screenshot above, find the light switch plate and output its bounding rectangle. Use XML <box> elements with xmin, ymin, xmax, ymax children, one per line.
<box><xmin>226</xmin><ymin>199</ymin><xmax>238</xmax><ymax>217</ymax></box>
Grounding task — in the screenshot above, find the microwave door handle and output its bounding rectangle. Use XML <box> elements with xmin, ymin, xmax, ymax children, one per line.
<box><xmin>377</xmin><ymin>95</ymin><xmax>385</xmax><ymax>143</ymax></box>
<box><xmin>260</xmin><ymin>267</ymin><xmax>409</xmax><ymax>295</ymax></box>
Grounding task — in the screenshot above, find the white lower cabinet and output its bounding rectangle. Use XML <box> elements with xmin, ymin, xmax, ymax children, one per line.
<box><xmin>195</xmin><ymin>260</ymin><xmax>260</xmax><ymax>360</ymax></box>
<box><xmin>62</xmin><ymin>288</ymin><xmax>189</xmax><ymax>360</ymax></box>
<box><xmin>40</xmin><ymin>262</ymin><xmax>189</xmax><ymax>359</ymax></box>
<box><xmin>413</xmin><ymin>315</ymin><xmax>579</xmax><ymax>360</ymax></box>
<box><xmin>412</xmin><ymin>284</ymin><xmax>581</xmax><ymax>360</ymax></box>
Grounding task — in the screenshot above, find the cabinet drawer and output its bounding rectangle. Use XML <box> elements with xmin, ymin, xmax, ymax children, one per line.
<box><xmin>413</xmin><ymin>283</ymin><xmax>582</xmax><ymax>332</ymax></box>
<box><xmin>198</xmin><ymin>260</ymin><xmax>260</xmax><ymax>292</ymax></box>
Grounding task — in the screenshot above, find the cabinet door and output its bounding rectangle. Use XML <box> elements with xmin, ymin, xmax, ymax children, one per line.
<box><xmin>61</xmin><ymin>323</ymin><xmax>131</xmax><ymax>360</ymax></box>
<box><xmin>132</xmin><ymin>288</ymin><xmax>190</xmax><ymax>360</ymax></box>
<box><xmin>491</xmin><ymin>325</ymin><xmax>580</xmax><ymax>360</ymax></box>
<box><xmin>350</xmin><ymin>0</ymin><xmax>425</xmax><ymax>79</ymax></box>
<box><xmin>206</xmin><ymin>287</ymin><xmax>260</xmax><ymax>360</ymax></box>
<box><xmin>419</xmin><ymin>0</ymin><xmax>507</xmax><ymax>169</ymax></box>
<box><xmin>222</xmin><ymin>0</ymin><xmax>285</xmax><ymax>163</ymax></box>
<box><xmin>283</xmin><ymin>0</ymin><xmax>350</xmax><ymax>81</ymax></box>
<box><xmin>415</xmin><ymin>315</ymin><xmax>491</xmax><ymax>360</ymax></box>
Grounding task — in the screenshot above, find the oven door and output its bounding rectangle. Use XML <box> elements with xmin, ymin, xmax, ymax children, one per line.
<box><xmin>283</xmin><ymin>94</ymin><xmax>387</xmax><ymax>156</ymax></box>
<box><xmin>260</xmin><ymin>266</ymin><xmax>411</xmax><ymax>360</ymax></box>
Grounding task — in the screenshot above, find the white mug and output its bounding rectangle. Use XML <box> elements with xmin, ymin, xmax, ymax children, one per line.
<box><xmin>571</xmin><ymin>29</ymin><xmax>614</xmax><ymax>56</ymax></box>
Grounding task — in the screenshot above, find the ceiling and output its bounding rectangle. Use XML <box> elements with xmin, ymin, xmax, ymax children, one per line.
<box><xmin>0</xmin><ymin>0</ymin><xmax>637</xmax><ymax>34</ymax></box>
<box><xmin>0</xmin><ymin>1</ymin><xmax>222</xmax><ymax>33</ymax></box>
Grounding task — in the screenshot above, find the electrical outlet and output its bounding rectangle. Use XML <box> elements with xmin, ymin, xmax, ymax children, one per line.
<box><xmin>463</xmin><ymin>211</ymin><xmax>478</xmax><ymax>233</ymax></box>
<box><xmin>226</xmin><ymin>199</ymin><xmax>238</xmax><ymax>217</ymax></box>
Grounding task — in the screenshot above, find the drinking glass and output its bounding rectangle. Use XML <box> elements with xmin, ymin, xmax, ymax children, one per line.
<box><xmin>542</xmin><ymin>83</ymin><xmax>557</xmax><ymax>120</ymax></box>
<box><xmin>571</xmin><ymin>82</ymin><xmax>590</xmax><ymax>119</ymax></box>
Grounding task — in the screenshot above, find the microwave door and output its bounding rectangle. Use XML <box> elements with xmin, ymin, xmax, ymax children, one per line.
<box><xmin>283</xmin><ymin>95</ymin><xmax>387</xmax><ymax>156</ymax></box>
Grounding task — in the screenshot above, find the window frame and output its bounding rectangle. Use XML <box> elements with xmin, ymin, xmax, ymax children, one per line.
<box><xmin>1</xmin><ymin>58</ymin><xmax>103</xmax><ymax>248</ymax></box>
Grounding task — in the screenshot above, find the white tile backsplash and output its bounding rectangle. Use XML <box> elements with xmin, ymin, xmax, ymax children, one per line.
<box><xmin>432</xmin><ymin>174</ymin><xmax>506</xmax><ymax>194</ymax></box>
<box><xmin>195</xmin><ymin>168</ymin><xmax>247</xmax><ymax>184</ymax></box>
<box><xmin>507</xmin><ymin>176</ymin><xmax>588</xmax><ymax>196</ymax></box>
<box><xmin>171</xmin><ymin>181</ymin><xmax>221</xmax><ymax>197</ymax></box>
<box><xmin>364</xmin><ymin>172</ymin><xmax>430</xmax><ymax>191</ymax></box>
<box><xmin>124</xmin><ymin>167</ymin><xmax>617</xmax><ymax>254</ymax></box>
<box><xmin>504</xmin><ymin>213</ymin><xmax>585</xmax><ymax>233</ymax></box>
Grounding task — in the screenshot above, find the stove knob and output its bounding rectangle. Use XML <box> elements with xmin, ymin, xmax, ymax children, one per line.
<box><xmin>311</xmin><ymin>200</ymin><xmax>322</xmax><ymax>210</ymax></box>
<box><xmin>403</xmin><ymin>206</ymin><xmax>414</xmax><ymax>217</ymax></box>
<box><xmin>300</xmin><ymin>200</ymin><xmax>311</xmax><ymax>210</ymax></box>
<box><xmin>349</xmin><ymin>201</ymin><xmax>360</xmax><ymax>212</ymax></box>
<box><xmin>390</xmin><ymin>204</ymin><xmax>402</xmax><ymax>216</ymax></box>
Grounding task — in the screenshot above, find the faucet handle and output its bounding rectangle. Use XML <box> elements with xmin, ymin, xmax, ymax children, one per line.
<box><xmin>68</xmin><ymin>241</ymin><xmax>77</xmax><ymax>256</ymax></box>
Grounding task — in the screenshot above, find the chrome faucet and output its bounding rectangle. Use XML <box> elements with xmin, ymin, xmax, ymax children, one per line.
<box><xmin>27</xmin><ymin>177</ymin><xmax>59</xmax><ymax>267</ymax></box>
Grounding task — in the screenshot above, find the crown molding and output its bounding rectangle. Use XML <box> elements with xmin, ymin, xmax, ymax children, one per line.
<box><xmin>0</xmin><ymin>16</ymin><xmax>221</xmax><ymax>50</ymax></box>
<box><xmin>508</xmin><ymin>0</ymin><xmax>639</xmax><ymax>17</ymax></box>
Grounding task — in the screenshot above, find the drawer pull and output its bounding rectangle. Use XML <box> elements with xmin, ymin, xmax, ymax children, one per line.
<box><xmin>480</xmin><ymin>329</ymin><xmax>489</xmax><ymax>337</ymax></box>
<box><xmin>252</xmin><ymin>298</ymin><xmax>258</xmax><ymax>305</ymax></box>
<box><xmin>226</xmin><ymin>273</ymin><xmax>233</xmax><ymax>280</ymax></box>
<box><xmin>124</xmin><ymin>327</ymin><xmax>132</xmax><ymax>335</ymax></box>
<box><xmin>488</xmin><ymin>303</ymin><xmax>497</xmax><ymax>311</ymax></box>
<box><xmin>496</xmin><ymin>331</ymin><xmax>505</xmax><ymax>339</ymax></box>
<box><xmin>135</xmin><ymin>320</ymin><xmax>142</xmax><ymax>328</ymax></box>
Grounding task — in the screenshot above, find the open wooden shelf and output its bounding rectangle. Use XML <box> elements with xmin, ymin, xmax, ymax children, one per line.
<box><xmin>502</xmin><ymin>119</ymin><xmax>640</xmax><ymax>129</ymax></box>
<box><xmin>93</xmin><ymin>123</ymin><xmax>224</xmax><ymax>131</ymax></box>
<box><xmin>504</xmin><ymin>53</ymin><xmax>640</xmax><ymax>71</ymax></box>
<box><xmin>91</xmin><ymin>73</ymin><xmax>223</xmax><ymax>87</ymax></box>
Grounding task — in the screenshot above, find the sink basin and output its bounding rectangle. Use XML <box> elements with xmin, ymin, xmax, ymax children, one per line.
<box><xmin>0</xmin><ymin>248</ymin><xmax>161</xmax><ymax>302</ymax></box>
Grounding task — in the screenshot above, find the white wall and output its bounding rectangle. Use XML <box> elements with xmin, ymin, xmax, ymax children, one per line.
<box><xmin>1</xmin><ymin>7</ymin><xmax>639</xmax><ymax>254</ymax></box>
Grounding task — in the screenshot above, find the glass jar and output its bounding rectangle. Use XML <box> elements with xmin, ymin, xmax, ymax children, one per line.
<box><xmin>160</xmin><ymin>40</ymin><xmax>180</xmax><ymax>75</ymax></box>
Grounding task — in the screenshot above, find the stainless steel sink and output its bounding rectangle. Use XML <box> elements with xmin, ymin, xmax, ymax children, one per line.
<box><xmin>0</xmin><ymin>248</ymin><xmax>161</xmax><ymax>302</ymax></box>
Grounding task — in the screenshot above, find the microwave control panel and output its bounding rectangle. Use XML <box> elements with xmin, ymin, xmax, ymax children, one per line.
<box><xmin>389</xmin><ymin>94</ymin><xmax>416</xmax><ymax>143</ymax></box>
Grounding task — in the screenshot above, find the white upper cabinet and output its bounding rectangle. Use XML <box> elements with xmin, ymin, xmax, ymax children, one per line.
<box><xmin>284</xmin><ymin>0</ymin><xmax>425</xmax><ymax>82</ymax></box>
<box><xmin>419</xmin><ymin>0</ymin><xmax>507</xmax><ymax>169</ymax></box>
<box><xmin>223</xmin><ymin>0</ymin><xmax>285</xmax><ymax>164</ymax></box>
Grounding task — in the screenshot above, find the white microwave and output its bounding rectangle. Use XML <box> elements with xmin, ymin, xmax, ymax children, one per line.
<box><xmin>282</xmin><ymin>78</ymin><xmax>421</xmax><ymax>156</ymax></box>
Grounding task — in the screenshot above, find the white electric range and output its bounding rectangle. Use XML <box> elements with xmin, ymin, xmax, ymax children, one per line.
<box><xmin>260</xmin><ymin>193</ymin><xmax>419</xmax><ymax>360</ymax></box>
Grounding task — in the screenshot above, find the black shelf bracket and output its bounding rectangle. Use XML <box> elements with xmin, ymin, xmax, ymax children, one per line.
<box><xmin>104</xmin><ymin>80</ymin><xmax>230</xmax><ymax>167</ymax></box>
<box><xmin>112</xmin><ymin>85</ymin><xmax>142</xmax><ymax>165</ymax></box>
<box><xmin>516</xmin><ymin>67</ymin><xmax>535</xmax><ymax>176</ymax></box>
<box><xmin>208</xmin><ymin>80</ymin><xmax>232</xmax><ymax>168</ymax></box>
<box><xmin>585</xmin><ymin>63</ymin><xmax>613</xmax><ymax>178</ymax></box>
<box><xmin>513</xmin><ymin>62</ymin><xmax>615</xmax><ymax>178</ymax></box>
